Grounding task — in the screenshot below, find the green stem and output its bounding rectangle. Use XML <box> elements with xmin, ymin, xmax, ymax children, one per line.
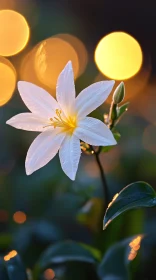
<box><xmin>92</xmin><ymin>146</ymin><xmax>109</xmax><ymax>209</ymax></box>
<box><xmin>91</xmin><ymin>103</ymin><xmax>118</xmax><ymax>209</ymax></box>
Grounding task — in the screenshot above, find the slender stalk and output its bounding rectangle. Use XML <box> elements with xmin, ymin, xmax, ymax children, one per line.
<box><xmin>90</xmin><ymin>101</ymin><xmax>117</xmax><ymax>209</ymax></box>
<box><xmin>91</xmin><ymin>146</ymin><xmax>109</xmax><ymax>209</ymax></box>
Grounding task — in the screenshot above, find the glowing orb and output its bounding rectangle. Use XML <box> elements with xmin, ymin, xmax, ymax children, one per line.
<box><xmin>13</xmin><ymin>211</ymin><xmax>26</xmax><ymax>224</ymax></box>
<box><xmin>0</xmin><ymin>57</ymin><xmax>16</xmax><ymax>106</ymax></box>
<box><xmin>0</xmin><ymin>9</ymin><xmax>30</xmax><ymax>56</ymax></box>
<box><xmin>57</xmin><ymin>33</ymin><xmax>88</xmax><ymax>76</ymax></box>
<box><xmin>34</xmin><ymin>37</ymin><xmax>79</xmax><ymax>90</ymax></box>
<box><xmin>95</xmin><ymin>32</ymin><xmax>143</xmax><ymax>80</ymax></box>
<box><xmin>44</xmin><ymin>269</ymin><xmax>55</xmax><ymax>280</ymax></box>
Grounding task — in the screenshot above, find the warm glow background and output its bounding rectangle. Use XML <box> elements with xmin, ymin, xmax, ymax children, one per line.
<box><xmin>95</xmin><ymin>32</ymin><xmax>143</xmax><ymax>80</ymax></box>
<box><xmin>0</xmin><ymin>9</ymin><xmax>29</xmax><ymax>57</ymax></box>
<box><xmin>0</xmin><ymin>0</ymin><xmax>155</xmax><ymax>279</ymax></box>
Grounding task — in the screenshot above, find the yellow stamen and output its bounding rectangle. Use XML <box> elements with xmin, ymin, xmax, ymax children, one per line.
<box><xmin>44</xmin><ymin>109</ymin><xmax>77</xmax><ymax>134</ymax></box>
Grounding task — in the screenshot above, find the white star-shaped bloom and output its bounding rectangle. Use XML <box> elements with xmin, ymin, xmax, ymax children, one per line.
<box><xmin>6</xmin><ymin>61</ymin><xmax>116</xmax><ymax>180</ymax></box>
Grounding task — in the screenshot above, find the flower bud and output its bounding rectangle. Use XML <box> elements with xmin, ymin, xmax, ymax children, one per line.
<box><xmin>113</xmin><ymin>82</ymin><xmax>125</xmax><ymax>104</ymax></box>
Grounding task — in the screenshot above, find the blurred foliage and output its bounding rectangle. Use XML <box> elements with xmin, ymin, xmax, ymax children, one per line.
<box><xmin>103</xmin><ymin>182</ymin><xmax>156</xmax><ymax>229</ymax></box>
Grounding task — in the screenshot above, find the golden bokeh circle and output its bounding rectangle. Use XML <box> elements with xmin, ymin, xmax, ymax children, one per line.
<box><xmin>20</xmin><ymin>47</ymin><xmax>55</xmax><ymax>96</ymax></box>
<box><xmin>95</xmin><ymin>32</ymin><xmax>143</xmax><ymax>80</ymax></box>
<box><xmin>34</xmin><ymin>37</ymin><xmax>79</xmax><ymax>90</ymax></box>
<box><xmin>94</xmin><ymin>52</ymin><xmax>151</xmax><ymax>104</ymax></box>
<box><xmin>56</xmin><ymin>33</ymin><xmax>88</xmax><ymax>76</ymax></box>
<box><xmin>20</xmin><ymin>48</ymin><xmax>41</xmax><ymax>85</ymax></box>
<box><xmin>0</xmin><ymin>56</ymin><xmax>16</xmax><ymax>106</ymax></box>
<box><xmin>13</xmin><ymin>211</ymin><xmax>27</xmax><ymax>224</ymax></box>
<box><xmin>44</xmin><ymin>269</ymin><xmax>55</xmax><ymax>280</ymax></box>
<box><xmin>0</xmin><ymin>9</ymin><xmax>30</xmax><ymax>56</ymax></box>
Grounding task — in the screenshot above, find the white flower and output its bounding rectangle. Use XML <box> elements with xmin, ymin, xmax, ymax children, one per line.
<box><xmin>6</xmin><ymin>61</ymin><xmax>116</xmax><ymax>180</ymax></box>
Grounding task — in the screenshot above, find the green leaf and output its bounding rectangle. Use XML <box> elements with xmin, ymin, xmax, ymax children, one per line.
<box><xmin>79</xmin><ymin>243</ymin><xmax>101</xmax><ymax>262</ymax></box>
<box><xmin>117</xmin><ymin>102</ymin><xmax>129</xmax><ymax>119</ymax></box>
<box><xmin>101</xmin><ymin>132</ymin><xmax>121</xmax><ymax>153</ymax></box>
<box><xmin>103</xmin><ymin>181</ymin><xmax>156</xmax><ymax>229</ymax></box>
<box><xmin>113</xmin><ymin>132</ymin><xmax>121</xmax><ymax>142</ymax></box>
<box><xmin>0</xmin><ymin>258</ymin><xmax>9</xmax><ymax>280</ymax></box>
<box><xmin>4</xmin><ymin>253</ymin><xmax>28</xmax><ymax>280</ymax></box>
<box><xmin>98</xmin><ymin>235</ymin><xmax>143</xmax><ymax>280</ymax></box>
<box><xmin>39</xmin><ymin>240</ymin><xmax>99</xmax><ymax>270</ymax></box>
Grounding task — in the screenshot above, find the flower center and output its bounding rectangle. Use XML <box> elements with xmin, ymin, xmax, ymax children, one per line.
<box><xmin>45</xmin><ymin>109</ymin><xmax>77</xmax><ymax>134</ymax></box>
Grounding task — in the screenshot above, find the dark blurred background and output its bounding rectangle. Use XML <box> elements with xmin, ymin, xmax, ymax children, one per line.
<box><xmin>0</xmin><ymin>0</ymin><xmax>155</xmax><ymax>279</ymax></box>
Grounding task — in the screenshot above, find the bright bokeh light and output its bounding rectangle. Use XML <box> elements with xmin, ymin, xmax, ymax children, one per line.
<box><xmin>107</xmin><ymin>193</ymin><xmax>119</xmax><ymax>209</ymax></box>
<box><xmin>35</xmin><ymin>37</ymin><xmax>79</xmax><ymax>90</ymax></box>
<box><xmin>20</xmin><ymin>48</ymin><xmax>42</xmax><ymax>86</ymax></box>
<box><xmin>0</xmin><ymin>10</ymin><xmax>30</xmax><ymax>56</ymax></box>
<box><xmin>0</xmin><ymin>56</ymin><xmax>16</xmax><ymax>106</ymax></box>
<box><xmin>44</xmin><ymin>269</ymin><xmax>55</xmax><ymax>280</ymax></box>
<box><xmin>20</xmin><ymin>47</ymin><xmax>56</xmax><ymax>96</ymax></box>
<box><xmin>21</xmin><ymin>34</ymin><xmax>87</xmax><ymax>96</ymax></box>
<box><xmin>95</xmin><ymin>32</ymin><xmax>143</xmax><ymax>80</ymax></box>
<box><xmin>4</xmin><ymin>250</ymin><xmax>17</xmax><ymax>261</ymax></box>
<box><xmin>128</xmin><ymin>235</ymin><xmax>143</xmax><ymax>261</ymax></box>
<box><xmin>9</xmin><ymin>250</ymin><xmax>18</xmax><ymax>258</ymax></box>
<box><xmin>94</xmin><ymin>57</ymin><xmax>150</xmax><ymax>104</ymax></box>
<box><xmin>13</xmin><ymin>211</ymin><xmax>26</xmax><ymax>224</ymax></box>
<box><xmin>57</xmin><ymin>34</ymin><xmax>88</xmax><ymax>76</ymax></box>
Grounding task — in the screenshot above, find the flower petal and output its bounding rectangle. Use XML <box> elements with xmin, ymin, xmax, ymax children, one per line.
<box><xmin>26</xmin><ymin>129</ymin><xmax>65</xmax><ymax>175</ymax></box>
<box><xmin>18</xmin><ymin>81</ymin><xmax>59</xmax><ymax>118</ymax></box>
<box><xmin>56</xmin><ymin>61</ymin><xmax>76</xmax><ymax>116</ymax></box>
<box><xmin>74</xmin><ymin>117</ymin><xmax>117</xmax><ymax>146</ymax></box>
<box><xmin>76</xmin><ymin>81</ymin><xmax>115</xmax><ymax>119</ymax></box>
<box><xmin>6</xmin><ymin>113</ymin><xmax>47</xmax><ymax>132</ymax></box>
<box><xmin>59</xmin><ymin>134</ymin><xmax>81</xmax><ymax>180</ymax></box>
